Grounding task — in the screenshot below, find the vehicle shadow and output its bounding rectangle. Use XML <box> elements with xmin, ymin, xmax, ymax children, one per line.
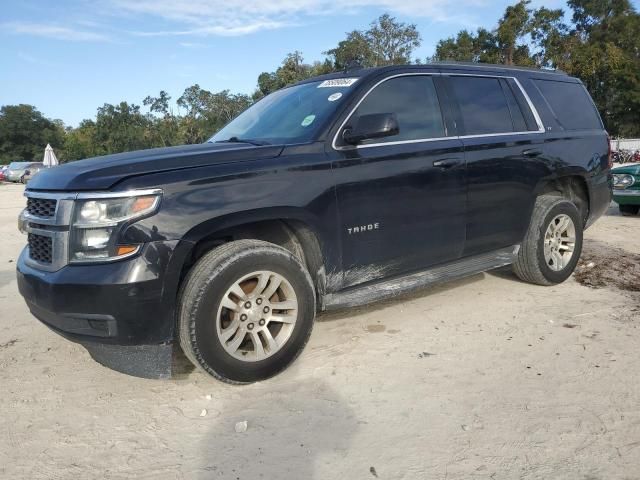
<box><xmin>171</xmin><ymin>343</ymin><xmax>196</xmax><ymax>378</ymax></box>
<box><xmin>317</xmin><ymin>272</ymin><xmax>486</xmax><ymax>322</ymax></box>
<box><xmin>196</xmin><ymin>376</ymin><xmax>357</xmax><ymax>479</ymax></box>
<box><xmin>485</xmin><ymin>265</ymin><xmax>520</xmax><ymax>281</ymax></box>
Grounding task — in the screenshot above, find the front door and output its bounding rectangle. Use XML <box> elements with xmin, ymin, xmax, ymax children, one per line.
<box><xmin>328</xmin><ymin>74</ymin><xmax>467</xmax><ymax>288</ymax></box>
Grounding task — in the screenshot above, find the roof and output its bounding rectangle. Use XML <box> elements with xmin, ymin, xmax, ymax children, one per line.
<box><xmin>294</xmin><ymin>62</ymin><xmax>568</xmax><ymax>87</ymax></box>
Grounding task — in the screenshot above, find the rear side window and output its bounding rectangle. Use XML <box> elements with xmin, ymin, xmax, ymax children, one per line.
<box><xmin>450</xmin><ymin>76</ymin><xmax>522</xmax><ymax>135</ymax></box>
<box><xmin>532</xmin><ymin>79</ymin><xmax>602</xmax><ymax>130</ymax></box>
<box><xmin>348</xmin><ymin>75</ymin><xmax>445</xmax><ymax>144</ymax></box>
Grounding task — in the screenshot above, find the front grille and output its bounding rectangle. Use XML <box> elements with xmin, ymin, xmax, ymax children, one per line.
<box><xmin>27</xmin><ymin>198</ymin><xmax>57</xmax><ymax>218</ymax></box>
<box><xmin>28</xmin><ymin>233</ymin><xmax>53</xmax><ymax>264</ymax></box>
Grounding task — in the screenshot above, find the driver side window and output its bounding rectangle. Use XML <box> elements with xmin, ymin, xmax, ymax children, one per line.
<box><xmin>348</xmin><ymin>75</ymin><xmax>445</xmax><ymax>145</ymax></box>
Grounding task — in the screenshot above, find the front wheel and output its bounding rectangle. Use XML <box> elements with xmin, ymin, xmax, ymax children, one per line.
<box><xmin>513</xmin><ymin>196</ymin><xmax>583</xmax><ymax>286</ymax></box>
<box><xmin>619</xmin><ymin>204</ymin><xmax>640</xmax><ymax>216</ymax></box>
<box><xmin>178</xmin><ymin>239</ymin><xmax>316</xmax><ymax>384</ymax></box>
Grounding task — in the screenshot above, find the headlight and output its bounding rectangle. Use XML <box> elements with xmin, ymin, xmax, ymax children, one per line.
<box><xmin>613</xmin><ymin>174</ymin><xmax>635</xmax><ymax>189</ymax></box>
<box><xmin>70</xmin><ymin>192</ymin><xmax>161</xmax><ymax>263</ymax></box>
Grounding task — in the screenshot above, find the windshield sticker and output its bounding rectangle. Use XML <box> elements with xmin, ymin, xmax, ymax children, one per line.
<box><xmin>318</xmin><ymin>78</ymin><xmax>358</xmax><ymax>88</ymax></box>
<box><xmin>327</xmin><ymin>92</ymin><xmax>343</xmax><ymax>102</ymax></box>
<box><xmin>301</xmin><ymin>115</ymin><xmax>316</xmax><ymax>127</ymax></box>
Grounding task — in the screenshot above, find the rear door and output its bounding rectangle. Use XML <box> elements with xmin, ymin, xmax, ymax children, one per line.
<box><xmin>328</xmin><ymin>74</ymin><xmax>466</xmax><ymax>288</ymax></box>
<box><xmin>444</xmin><ymin>74</ymin><xmax>546</xmax><ymax>256</ymax></box>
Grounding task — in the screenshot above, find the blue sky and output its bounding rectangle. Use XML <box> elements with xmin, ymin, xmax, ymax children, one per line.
<box><xmin>1</xmin><ymin>0</ymin><xmax>635</xmax><ymax>126</ymax></box>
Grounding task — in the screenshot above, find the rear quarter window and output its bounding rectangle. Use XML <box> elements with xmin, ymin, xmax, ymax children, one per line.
<box><xmin>532</xmin><ymin>79</ymin><xmax>602</xmax><ymax>130</ymax></box>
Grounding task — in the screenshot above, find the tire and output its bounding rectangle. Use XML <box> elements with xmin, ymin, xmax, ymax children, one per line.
<box><xmin>178</xmin><ymin>239</ymin><xmax>316</xmax><ymax>384</ymax></box>
<box><xmin>513</xmin><ymin>196</ymin><xmax>583</xmax><ymax>286</ymax></box>
<box><xmin>619</xmin><ymin>204</ymin><xmax>640</xmax><ymax>216</ymax></box>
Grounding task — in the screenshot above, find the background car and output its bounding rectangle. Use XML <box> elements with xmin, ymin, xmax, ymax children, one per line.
<box><xmin>0</xmin><ymin>165</ymin><xmax>8</xmax><ymax>182</ymax></box>
<box><xmin>612</xmin><ymin>164</ymin><xmax>640</xmax><ymax>216</ymax></box>
<box><xmin>5</xmin><ymin>162</ymin><xmax>43</xmax><ymax>183</ymax></box>
<box><xmin>20</xmin><ymin>164</ymin><xmax>45</xmax><ymax>184</ymax></box>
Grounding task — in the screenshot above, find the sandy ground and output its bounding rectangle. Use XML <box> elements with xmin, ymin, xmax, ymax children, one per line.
<box><xmin>1</xmin><ymin>181</ymin><xmax>639</xmax><ymax>480</ymax></box>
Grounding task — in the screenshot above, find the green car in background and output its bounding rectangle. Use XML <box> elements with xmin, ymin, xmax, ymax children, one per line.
<box><xmin>612</xmin><ymin>164</ymin><xmax>640</xmax><ymax>216</ymax></box>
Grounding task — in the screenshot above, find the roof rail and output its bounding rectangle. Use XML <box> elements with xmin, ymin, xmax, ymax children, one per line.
<box><xmin>430</xmin><ymin>60</ymin><xmax>567</xmax><ymax>75</ymax></box>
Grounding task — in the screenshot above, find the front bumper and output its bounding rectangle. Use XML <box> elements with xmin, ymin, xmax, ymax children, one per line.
<box><xmin>16</xmin><ymin>240</ymin><xmax>181</xmax><ymax>378</ymax></box>
<box><xmin>613</xmin><ymin>189</ymin><xmax>640</xmax><ymax>205</ymax></box>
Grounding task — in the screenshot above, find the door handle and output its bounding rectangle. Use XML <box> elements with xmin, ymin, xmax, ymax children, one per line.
<box><xmin>433</xmin><ymin>159</ymin><xmax>461</xmax><ymax>169</ymax></box>
<box><xmin>522</xmin><ymin>148</ymin><xmax>543</xmax><ymax>157</ymax></box>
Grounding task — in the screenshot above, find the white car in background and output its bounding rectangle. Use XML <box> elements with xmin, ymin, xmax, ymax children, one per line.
<box><xmin>5</xmin><ymin>162</ymin><xmax>43</xmax><ymax>183</ymax></box>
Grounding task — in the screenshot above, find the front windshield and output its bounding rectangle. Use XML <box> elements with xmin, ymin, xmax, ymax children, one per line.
<box><xmin>209</xmin><ymin>80</ymin><xmax>355</xmax><ymax>145</ymax></box>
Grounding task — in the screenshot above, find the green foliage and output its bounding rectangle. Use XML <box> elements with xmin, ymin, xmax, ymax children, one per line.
<box><xmin>434</xmin><ymin>0</ymin><xmax>639</xmax><ymax>136</ymax></box>
<box><xmin>325</xmin><ymin>31</ymin><xmax>372</xmax><ymax>70</ymax></box>
<box><xmin>93</xmin><ymin>102</ymin><xmax>154</xmax><ymax>155</ymax></box>
<box><xmin>433</xmin><ymin>0</ymin><xmax>566</xmax><ymax>66</ymax></box>
<box><xmin>63</xmin><ymin>120</ymin><xmax>99</xmax><ymax>161</ymax></box>
<box><xmin>431</xmin><ymin>28</ymin><xmax>502</xmax><ymax>64</ymax></box>
<box><xmin>177</xmin><ymin>85</ymin><xmax>252</xmax><ymax>143</ymax></box>
<box><xmin>256</xmin><ymin>52</ymin><xmax>333</xmax><ymax>97</ymax></box>
<box><xmin>561</xmin><ymin>0</ymin><xmax>640</xmax><ymax>136</ymax></box>
<box><xmin>325</xmin><ymin>14</ymin><xmax>421</xmax><ymax>69</ymax></box>
<box><xmin>0</xmin><ymin>105</ymin><xmax>65</xmax><ymax>163</ymax></box>
<box><xmin>0</xmin><ymin>5</ymin><xmax>638</xmax><ymax>163</ymax></box>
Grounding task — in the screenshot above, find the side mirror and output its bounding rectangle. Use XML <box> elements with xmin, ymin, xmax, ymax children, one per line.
<box><xmin>24</xmin><ymin>170</ymin><xmax>31</xmax><ymax>175</ymax></box>
<box><xmin>343</xmin><ymin>113</ymin><xmax>399</xmax><ymax>145</ymax></box>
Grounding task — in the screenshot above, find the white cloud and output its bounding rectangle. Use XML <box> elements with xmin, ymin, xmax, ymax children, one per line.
<box><xmin>111</xmin><ymin>0</ymin><xmax>488</xmax><ymax>37</ymax></box>
<box><xmin>3</xmin><ymin>22</ymin><xmax>111</xmax><ymax>42</ymax></box>
<box><xmin>178</xmin><ymin>42</ymin><xmax>206</xmax><ymax>48</ymax></box>
<box><xmin>17</xmin><ymin>52</ymin><xmax>57</xmax><ymax>67</ymax></box>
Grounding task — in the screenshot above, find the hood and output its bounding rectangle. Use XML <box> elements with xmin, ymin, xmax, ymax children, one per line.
<box><xmin>612</xmin><ymin>163</ymin><xmax>640</xmax><ymax>176</ymax></box>
<box><xmin>26</xmin><ymin>142</ymin><xmax>284</xmax><ymax>191</ymax></box>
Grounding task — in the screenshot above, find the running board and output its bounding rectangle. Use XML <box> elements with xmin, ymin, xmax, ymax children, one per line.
<box><xmin>323</xmin><ymin>246</ymin><xmax>519</xmax><ymax>311</ymax></box>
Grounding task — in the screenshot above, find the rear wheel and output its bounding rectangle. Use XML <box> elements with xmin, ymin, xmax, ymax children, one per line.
<box><xmin>178</xmin><ymin>239</ymin><xmax>316</xmax><ymax>384</ymax></box>
<box><xmin>619</xmin><ymin>204</ymin><xmax>640</xmax><ymax>216</ymax></box>
<box><xmin>513</xmin><ymin>196</ymin><xmax>583</xmax><ymax>286</ymax></box>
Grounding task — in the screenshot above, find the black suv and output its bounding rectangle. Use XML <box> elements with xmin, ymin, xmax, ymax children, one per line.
<box><xmin>17</xmin><ymin>63</ymin><xmax>612</xmax><ymax>383</ymax></box>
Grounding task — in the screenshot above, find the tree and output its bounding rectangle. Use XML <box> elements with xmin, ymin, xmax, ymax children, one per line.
<box><xmin>2</xmin><ymin>8</ymin><xmax>639</xmax><ymax>162</ymax></box>
<box><xmin>555</xmin><ymin>0</ymin><xmax>640</xmax><ymax>136</ymax></box>
<box><xmin>433</xmin><ymin>0</ymin><xmax>639</xmax><ymax>136</ymax></box>
<box><xmin>176</xmin><ymin>84</ymin><xmax>213</xmax><ymax>144</ymax></box>
<box><xmin>144</xmin><ymin>91</ymin><xmax>181</xmax><ymax>147</ymax></box>
<box><xmin>64</xmin><ymin>120</ymin><xmax>99</xmax><ymax>161</ymax></box>
<box><xmin>433</xmin><ymin>1</ymin><xmax>566</xmax><ymax>67</ymax></box>
<box><xmin>93</xmin><ymin>102</ymin><xmax>153</xmax><ymax>154</ymax></box>
<box><xmin>176</xmin><ymin>85</ymin><xmax>253</xmax><ymax>142</ymax></box>
<box><xmin>367</xmin><ymin>14</ymin><xmax>421</xmax><ymax>66</ymax></box>
<box><xmin>528</xmin><ymin>7</ymin><xmax>569</xmax><ymax>67</ymax></box>
<box><xmin>326</xmin><ymin>14</ymin><xmax>421</xmax><ymax>69</ymax></box>
<box><xmin>255</xmin><ymin>52</ymin><xmax>333</xmax><ymax>97</ymax></box>
<box><xmin>431</xmin><ymin>28</ymin><xmax>500</xmax><ymax>63</ymax></box>
<box><xmin>496</xmin><ymin>1</ymin><xmax>534</xmax><ymax>65</ymax></box>
<box><xmin>0</xmin><ymin>104</ymin><xmax>65</xmax><ymax>163</ymax></box>
<box><xmin>325</xmin><ymin>31</ymin><xmax>373</xmax><ymax>70</ymax></box>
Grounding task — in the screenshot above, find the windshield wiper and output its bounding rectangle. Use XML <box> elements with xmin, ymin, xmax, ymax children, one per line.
<box><xmin>215</xmin><ymin>136</ymin><xmax>271</xmax><ymax>146</ymax></box>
